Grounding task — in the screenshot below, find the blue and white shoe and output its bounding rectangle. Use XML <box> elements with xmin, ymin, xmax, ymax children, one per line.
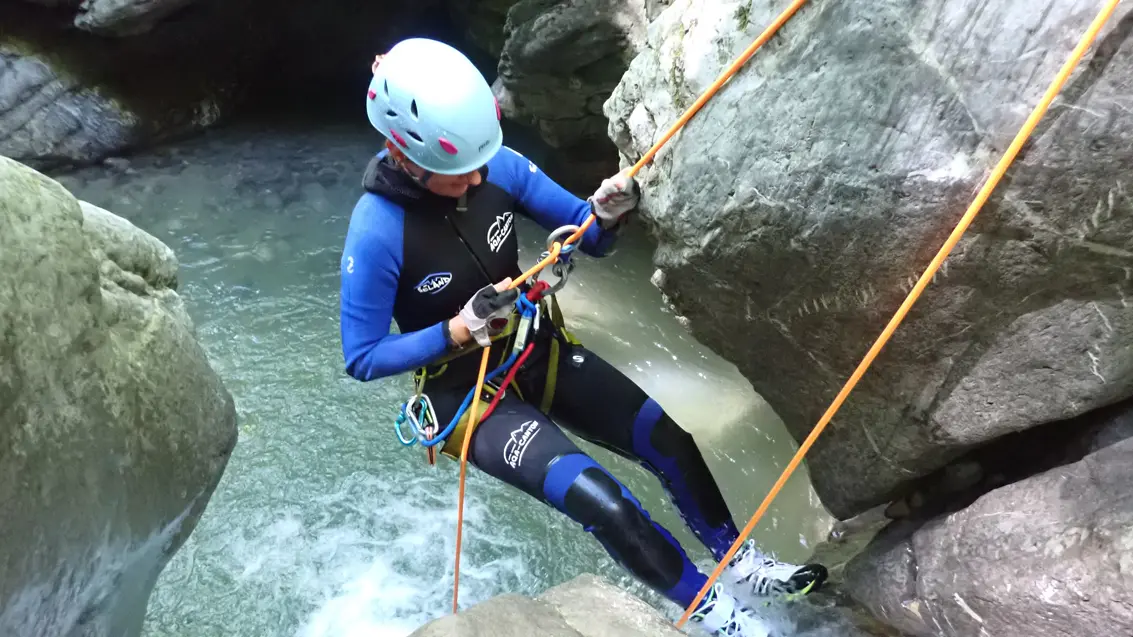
<box><xmin>690</xmin><ymin>583</ymin><xmax>774</xmax><ymax>637</ymax></box>
<box><xmin>726</xmin><ymin>539</ymin><xmax>828</xmax><ymax>598</ymax></box>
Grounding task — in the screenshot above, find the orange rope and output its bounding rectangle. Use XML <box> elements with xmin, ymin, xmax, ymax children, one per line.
<box><xmin>629</xmin><ymin>0</ymin><xmax>811</xmax><ymax>176</ymax></box>
<box><xmin>451</xmin><ymin>345</ymin><xmax>491</xmax><ymax>613</ymax></box>
<box><xmin>451</xmin><ymin>0</ymin><xmax>815</xmax><ymax>614</ymax></box>
<box><xmin>675</xmin><ymin>0</ymin><xmax>1125</xmax><ymax>626</ymax></box>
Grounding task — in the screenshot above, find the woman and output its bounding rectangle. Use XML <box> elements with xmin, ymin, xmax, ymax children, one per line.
<box><xmin>339</xmin><ymin>37</ymin><xmax>826</xmax><ymax>637</ymax></box>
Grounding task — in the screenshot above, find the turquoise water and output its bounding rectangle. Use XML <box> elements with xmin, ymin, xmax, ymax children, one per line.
<box><xmin>55</xmin><ymin>116</ymin><xmax>832</xmax><ymax>636</ymax></box>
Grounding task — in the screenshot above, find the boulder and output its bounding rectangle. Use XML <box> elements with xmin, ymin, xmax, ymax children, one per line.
<box><xmin>490</xmin><ymin>0</ymin><xmax>674</xmax><ymax>192</ymax></box>
<box><xmin>409</xmin><ymin>575</ymin><xmax>684</xmax><ymax>637</ymax></box>
<box><xmin>0</xmin><ymin>156</ymin><xmax>237</xmax><ymax>637</ymax></box>
<box><xmin>605</xmin><ymin>0</ymin><xmax>1133</xmax><ymax>519</ymax></box>
<box><xmin>842</xmin><ymin>435</ymin><xmax>1133</xmax><ymax>637</ymax></box>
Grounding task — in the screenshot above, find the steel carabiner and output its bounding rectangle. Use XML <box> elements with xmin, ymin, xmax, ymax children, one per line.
<box><xmin>545</xmin><ymin>224</ymin><xmax>580</xmax><ymax>261</ymax></box>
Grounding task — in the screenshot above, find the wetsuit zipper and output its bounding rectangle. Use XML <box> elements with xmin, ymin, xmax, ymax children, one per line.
<box><xmin>443</xmin><ymin>211</ymin><xmax>494</xmax><ymax>286</ymax></box>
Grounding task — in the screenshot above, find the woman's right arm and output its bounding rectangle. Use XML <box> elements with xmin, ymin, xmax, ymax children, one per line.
<box><xmin>339</xmin><ymin>202</ymin><xmax>451</xmax><ymax>381</ymax></box>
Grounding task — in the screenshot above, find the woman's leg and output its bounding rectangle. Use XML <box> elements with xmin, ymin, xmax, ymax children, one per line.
<box><xmin>514</xmin><ymin>331</ymin><xmax>829</xmax><ymax>600</ymax></box>
<box><xmin>515</xmin><ymin>335</ymin><xmax>741</xmax><ymax>562</ymax></box>
<box><xmin>465</xmin><ymin>392</ymin><xmax>711</xmax><ymax>609</ymax></box>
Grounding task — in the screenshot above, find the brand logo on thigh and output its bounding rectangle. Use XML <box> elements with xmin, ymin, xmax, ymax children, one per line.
<box><xmin>503</xmin><ymin>420</ymin><xmax>540</xmax><ymax>469</ymax></box>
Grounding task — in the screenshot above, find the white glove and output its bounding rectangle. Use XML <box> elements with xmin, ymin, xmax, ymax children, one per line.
<box><xmin>458</xmin><ymin>280</ymin><xmax>518</xmax><ymax>347</ymax></box>
<box><xmin>590</xmin><ymin>172</ymin><xmax>639</xmax><ymax>229</ymax></box>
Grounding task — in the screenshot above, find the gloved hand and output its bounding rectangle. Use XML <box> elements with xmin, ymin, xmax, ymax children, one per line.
<box><xmin>590</xmin><ymin>170</ymin><xmax>639</xmax><ymax>229</ymax></box>
<box><xmin>457</xmin><ymin>278</ymin><xmax>519</xmax><ymax>347</ymax></box>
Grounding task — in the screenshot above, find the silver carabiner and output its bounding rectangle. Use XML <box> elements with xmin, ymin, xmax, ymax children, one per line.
<box><xmin>545</xmin><ymin>224</ymin><xmax>580</xmax><ymax>257</ymax></box>
<box><xmin>409</xmin><ymin>393</ymin><xmax>437</xmax><ymax>442</ymax></box>
<box><xmin>543</xmin><ymin>257</ymin><xmax>574</xmax><ymax>295</ymax></box>
<box><xmin>512</xmin><ymin>300</ymin><xmax>541</xmax><ymax>356</ymax></box>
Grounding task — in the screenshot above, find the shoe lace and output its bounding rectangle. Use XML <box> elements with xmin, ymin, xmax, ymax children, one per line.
<box><xmin>692</xmin><ymin>583</ymin><xmax>767</xmax><ymax>637</ymax></box>
<box><xmin>729</xmin><ymin>540</ymin><xmax>790</xmax><ymax>596</ymax></box>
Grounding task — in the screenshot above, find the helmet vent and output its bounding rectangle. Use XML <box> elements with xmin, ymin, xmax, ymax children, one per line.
<box><xmin>386</xmin><ymin>110</ymin><xmax>397</xmax><ymax>118</ymax></box>
<box><xmin>410</xmin><ymin>100</ymin><xmax>419</xmax><ymax>119</ymax></box>
<box><xmin>383</xmin><ymin>80</ymin><xmax>390</xmax><ymax>97</ymax></box>
<box><xmin>407</xmin><ymin>130</ymin><xmax>424</xmax><ymax>144</ymax></box>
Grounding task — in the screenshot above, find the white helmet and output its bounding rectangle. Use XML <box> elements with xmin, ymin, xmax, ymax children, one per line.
<box><xmin>366</xmin><ymin>38</ymin><xmax>503</xmax><ymax>175</ymax></box>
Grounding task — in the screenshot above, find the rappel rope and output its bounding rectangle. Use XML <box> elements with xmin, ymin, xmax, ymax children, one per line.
<box><xmin>439</xmin><ymin>0</ymin><xmax>1126</xmax><ymax>624</ymax></box>
<box><xmin>450</xmin><ymin>0</ymin><xmax>814</xmax><ymax>612</ymax></box>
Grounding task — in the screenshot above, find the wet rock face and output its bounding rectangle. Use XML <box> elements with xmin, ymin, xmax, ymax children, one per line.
<box><xmin>0</xmin><ymin>156</ymin><xmax>237</xmax><ymax>637</ymax></box>
<box><xmin>605</xmin><ymin>0</ymin><xmax>1133</xmax><ymax>519</ymax></box>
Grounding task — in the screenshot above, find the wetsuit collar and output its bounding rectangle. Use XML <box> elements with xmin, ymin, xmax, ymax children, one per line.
<box><xmin>361</xmin><ymin>149</ymin><xmax>489</xmax><ymax>208</ymax></box>
<box><xmin>362</xmin><ymin>150</ymin><xmax>436</xmax><ymax>207</ymax></box>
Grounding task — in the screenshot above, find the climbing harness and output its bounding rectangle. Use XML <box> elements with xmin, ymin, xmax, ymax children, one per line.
<box><xmin>392</xmin><ymin>251</ymin><xmax>564</xmax><ymax>466</ymax></box>
<box><xmin>442</xmin><ymin>0</ymin><xmax>1124</xmax><ymax>620</ymax></box>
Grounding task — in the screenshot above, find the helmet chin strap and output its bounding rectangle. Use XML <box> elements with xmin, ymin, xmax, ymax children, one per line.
<box><xmin>386</xmin><ymin>142</ymin><xmax>469</xmax><ymax>211</ymax></box>
<box><xmin>400</xmin><ymin>161</ymin><xmax>433</xmax><ymax>188</ymax></box>
<box><xmin>388</xmin><ymin>142</ymin><xmax>434</xmax><ymax>188</ymax></box>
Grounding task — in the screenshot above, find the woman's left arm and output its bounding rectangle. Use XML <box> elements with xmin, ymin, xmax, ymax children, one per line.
<box><xmin>491</xmin><ymin>147</ymin><xmax>637</xmax><ymax>257</ymax></box>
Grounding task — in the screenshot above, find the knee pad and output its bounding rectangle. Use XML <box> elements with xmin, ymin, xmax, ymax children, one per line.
<box><xmin>543</xmin><ymin>454</ymin><xmax>686</xmax><ymax>593</ymax></box>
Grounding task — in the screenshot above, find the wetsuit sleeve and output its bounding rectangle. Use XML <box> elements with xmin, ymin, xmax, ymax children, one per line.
<box><xmin>340</xmin><ymin>198</ymin><xmax>449</xmax><ymax>381</ymax></box>
<box><xmin>491</xmin><ymin>147</ymin><xmax>619</xmax><ymax>257</ymax></box>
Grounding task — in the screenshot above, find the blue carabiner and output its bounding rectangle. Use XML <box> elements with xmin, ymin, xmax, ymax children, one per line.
<box><xmin>394</xmin><ymin>404</ymin><xmax>418</xmax><ymax>446</ymax></box>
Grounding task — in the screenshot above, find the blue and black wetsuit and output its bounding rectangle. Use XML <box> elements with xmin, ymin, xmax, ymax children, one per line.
<box><xmin>339</xmin><ymin>146</ymin><xmax>742</xmax><ymax>610</ymax></box>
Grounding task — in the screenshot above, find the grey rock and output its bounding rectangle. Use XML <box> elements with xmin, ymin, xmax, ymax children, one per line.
<box><xmin>0</xmin><ymin>45</ymin><xmax>222</xmax><ymax>169</ymax></box>
<box><xmin>16</xmin><ymin>0</ymin><xmax>200</xmax><ymax>35</ymax></box>
<box><xmin>843</xmin><ymin>436</ymin><xmax>1133</xmax><ymax>637</ymax></box>
<box><xmin>537</xmin><ymin>574</ymin><xmax>685</xmax><ymax>637</ymax></box>
<box><xmin>1</xmin><ymin>48</ymin><xmax>139</xmax><ymax>166</ymax></box>
<box><xmin>0</xmin><ymin>156</ymin><xmax>237</xmax><ymax>637</ymax></box>
<box><xmin>2</xmin><ymin>0</ymin><xmax>444</xmax><ymax>168</ymax></box>
<box><xmin>18</xmin><ymin>0</ymin><xmax>82</xmax><ymax>6</ymax></box>
<box><xmin>409</xmin><ymin>595</ymin><xmax>585</xmax><ymax>637</ymax></box>
<box><xmin>605</xmin><ymin>0</ymin><xmax>1133</xmax><ymax>518</ymax></box>
<box><xmin>73</xmin><ymin>0</ymin><xmax>200</xmax><ymax>36</ymax></box>
<box><xmin>491</xmin><ymin>0</ymin><xmax>671</xmax><ymax>191</ymax></box>
<box><xmin>408</xmin><ymin>575</ymin><xmax>684</xmax><ymax>637</ymax></box>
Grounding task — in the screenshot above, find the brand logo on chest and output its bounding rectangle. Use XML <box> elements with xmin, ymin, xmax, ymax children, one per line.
<box><xmin>415</xmin><ymin>272</ymin><xmax>453</xmax><ymax>295</ymax></box>
<box><xmin>487</xmin><ymin>211</ymin><xmax>514</xmax><ymax>253</ymax></box>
